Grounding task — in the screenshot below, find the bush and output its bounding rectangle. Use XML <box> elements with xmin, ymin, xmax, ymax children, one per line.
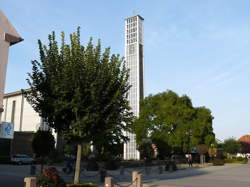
<box><xmin>224</xmin><ymin>158</ymin><xmax>234</xmax><ymax>163</ymax></box>
<box><xmin>236</xmin><ymin>157</ymin><xmax>244</xmax><ymax>161</ymax></box>
<box><xmin>36</xmin><ymin>167</ymin><xmax>66</xmax><ymax>187</ymax></box>
<box><xmin>224</xmin><ymin>157</ymin><xmax>248</xmax><ymax>164</ymax></box>
<box><xmin>66</xmin><ymin>183</ymin><xmax>98</xmax><ymax>187</ymax></box>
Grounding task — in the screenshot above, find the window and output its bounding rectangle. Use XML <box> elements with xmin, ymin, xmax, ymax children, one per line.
<box><xmin>11</xmin><ymin>100</ymin><xmax>16</xmax><ymax>124</ymax></box>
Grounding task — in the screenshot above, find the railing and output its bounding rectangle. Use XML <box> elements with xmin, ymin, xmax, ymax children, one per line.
<box><xmin>105</xmin><ymin>171</ymin><xmax>143</xmax><ymax>187</ymax></box>
<box><xmin>24</xmin><ymin>171</ymin><xmax>143</xmax><ymax>187</ymax></box>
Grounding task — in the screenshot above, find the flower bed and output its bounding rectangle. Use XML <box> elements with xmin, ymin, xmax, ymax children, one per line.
<box><xmin>36</xmin><ymin>167</ymin><xmax>66</xmax><ymax>187</ymax></box>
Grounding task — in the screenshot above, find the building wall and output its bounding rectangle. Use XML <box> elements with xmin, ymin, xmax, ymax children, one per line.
<box><xmin>0</xmin><ymin>10</ymin><xmax>22</xmax><ymax>121</ymax></box>
<box><xmin>2</xmin><ymin>91</ymin><xmax>40</xmax><ymax>132</ymax></box>
<box><xmin>124</xmin><ymin>15</ymin><xmax>144</xmax><ymax>160</ymax></box>
<box><xmin>1</xmin><ymin>90</ymin><xmax>59</xmax><ymax>157</ymax></box>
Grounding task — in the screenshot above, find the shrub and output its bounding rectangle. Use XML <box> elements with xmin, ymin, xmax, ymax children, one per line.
<box><xmin>224</xmin><ymin>157</ymin><xmax>248</xmax><ymax>164</ymax></box>
<box><xmin>224</xmin><ymin>158</ymin><xmax>234</xmax><ymax>163</ymax></box>
<box><xmin>36</xmin><ymin>167</ymin><xmax>65</xmax><ymax>187</ymax></box>
<box><xmin>66</xmin><ymin>182</ymin><xmax>98</xmax><ymax>187</ymax></box>
<box><xmin>236</xmin><ymin>157</ymin><xmax>244</xmax><ymax>161</ymax></box>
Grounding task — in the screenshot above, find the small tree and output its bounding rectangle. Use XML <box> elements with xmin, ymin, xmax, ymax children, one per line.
<box><xmin>32</xmin><ymin>129</ymin><xmax>55</xmax><ymax>173</ymax></box>
<box><xmin>222</xmin><ymin>138</ymin><xmax>241</xmax><ymax>156</ymax></box>
<box><xmin>25</xmin><ymin>28</ymin><xmax>133</xmax><ymax>184</ymax></box>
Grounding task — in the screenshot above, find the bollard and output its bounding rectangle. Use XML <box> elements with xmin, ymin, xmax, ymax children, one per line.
<box><xmin>24</xmin><ymin>177</ymin><xmax>36</xmax><ymax>187</ymax></box>
<box><xmin>136</xmin><ymin>173</ymin><xmax>143</xmax><ymax>187</ymax></box>
<box><xmin>120</xmin><ymin>166</ymin><xmax>124</xmax><ymax>175</ymax></box>
<box><xmin>30</xmin><ymin>165</ymin><xmax>36</xmax><ymax>175</ymax></box>
<box><xmin>132</xmin><ymin>171</ymin><xmax>138</xmax><ymax>187</ymax></box>
<box><xmin>104</xmin><ymin>177</ymin><xmax>113</xmax><ymax>187</ymax></box>
<box><xmin>158</xmin><ymin>166</ymin><xmax>163</xmax><ymax>174</ymax></box>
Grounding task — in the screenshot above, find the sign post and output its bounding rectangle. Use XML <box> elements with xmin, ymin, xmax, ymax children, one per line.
<box><xmin>0</xmin><ymin>10</ymin><xmax>23</xmax><ymax>123</ymax></box>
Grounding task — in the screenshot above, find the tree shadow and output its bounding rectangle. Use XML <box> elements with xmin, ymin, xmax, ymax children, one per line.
<box><xmin>143</xmin><ymin>167</ymin><xmax>209</xmax><ymax>186</ymax></box>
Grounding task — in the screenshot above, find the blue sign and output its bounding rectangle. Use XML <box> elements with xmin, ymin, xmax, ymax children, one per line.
<box><xmin>0</xmin><ymin>122</ymin><xmax>14</xmax><ymax>139</ymax></box>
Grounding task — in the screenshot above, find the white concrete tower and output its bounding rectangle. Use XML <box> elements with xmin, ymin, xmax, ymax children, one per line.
<box><xmin>0</xmin><ymin>10</ymin><xmax>23</xmax><ymax>123</ymax></box>
<box><xmin>124</xmin><ymin>15</ymin><xmax>144</xmax><ymax>160</ymax></box>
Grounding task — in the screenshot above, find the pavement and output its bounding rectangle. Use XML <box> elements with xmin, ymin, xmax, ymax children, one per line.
<box><xmin>0</xmin><ymin>163</ymin><xmax>250</xmax><ymax>187</ymax></box>
<box><xmin>143</xmin><ymin>163</ymin><xmax>250</xmax><ymax>187</ymax></box>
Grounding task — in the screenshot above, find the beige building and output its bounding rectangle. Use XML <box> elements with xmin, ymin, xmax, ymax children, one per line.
<box><xmin>0</xmin><ymin>90</ymin><xmax>56</xmax><ymax>158</ymax></box>
<box><xmin>0</xmin><ymin>10</ymin><xmax>23</xmax><ymax>122</ymax></box>
<box><xmin>2</xmin><ymin>90</ymin><xmax>43</xmax><ymax>132</ymax></box>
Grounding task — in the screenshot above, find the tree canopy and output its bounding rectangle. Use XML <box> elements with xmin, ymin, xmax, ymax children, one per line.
<box><xmin>223</xmin><ymin>138</ymin><xmax>241</xmax><ymax>155</ymax></box>
<box><xmin>25</xmin><ymin>28</ymin><xmax>133</xmax><ymax>183</ymax></box>
<box><xmin>131</xmin><ymin>90</ymin><xmax>215</xmax><ymax>158</ymax></box>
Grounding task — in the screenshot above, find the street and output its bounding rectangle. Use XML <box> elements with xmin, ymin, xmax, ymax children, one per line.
<box><xmin>0</xmin><ymin>164</ymin><xmax>32</xmax><ymax>187</ymax></box>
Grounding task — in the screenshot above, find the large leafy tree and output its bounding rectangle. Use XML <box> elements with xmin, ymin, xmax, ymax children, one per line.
<box><xmin>25</xmin><ymin>28</ymin><xmax>133</xmax><ymax>184</ymax></box>
<box><xmin>223</xmin><ymin>138</ymin><xmax>241</xmax><ymax>155</ymax></box>
<box><xmin>132</xmin><ymin>90</ymin><xmax>215</xmax><ymax>158</ymax></box>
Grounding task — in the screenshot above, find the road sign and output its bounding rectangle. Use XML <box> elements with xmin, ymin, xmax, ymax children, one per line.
<box><xmin>0</xmin><ymin>122</ymin><xmax>14</xmax><ymax>139</ymax></box>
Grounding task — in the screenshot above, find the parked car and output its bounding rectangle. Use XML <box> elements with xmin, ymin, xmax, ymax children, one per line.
<box><xmin>11</xmin><ymin>154</ymin><xmax>34</xmax><ymax>165</ymax></box>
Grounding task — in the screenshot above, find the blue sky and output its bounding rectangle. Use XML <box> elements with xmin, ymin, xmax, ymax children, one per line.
<box><xmin>2</xmin><ymin>0</ymin><xmax>250</xmax><ymax>140</ymax></box>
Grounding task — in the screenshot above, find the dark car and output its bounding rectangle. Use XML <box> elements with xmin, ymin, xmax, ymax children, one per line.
<box><xmin>11</xmin><ymin>154</ymin><xmax>34</xmax><ymax>165</ymax></box>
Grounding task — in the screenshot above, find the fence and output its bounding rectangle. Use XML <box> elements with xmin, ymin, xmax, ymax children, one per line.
<box><xmin>24</xmin><ymin>172</ymin><xmax>143</xmax><ymax>187</ymax></box>
<box><xmin>105</xmin><ymin>171</ymin><xmax>142</xmax><ymax>187</ymax></box>
<box><xmin>24</xmin><ymin>163</ymin><xmax>180</xmax><ymax>187</ymax></box>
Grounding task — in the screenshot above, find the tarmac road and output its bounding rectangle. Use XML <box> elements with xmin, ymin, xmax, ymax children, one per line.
<box><xmin>0</xmin><ymin>164</ymin><xmax>33</xmax><ymax>187</ymax></box>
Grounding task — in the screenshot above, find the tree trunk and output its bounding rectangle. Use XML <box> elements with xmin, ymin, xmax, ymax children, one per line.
<box><xmin>74</xmin><ymin>144</ymin><xmax>82</xmax><ymax>184</ymax></box>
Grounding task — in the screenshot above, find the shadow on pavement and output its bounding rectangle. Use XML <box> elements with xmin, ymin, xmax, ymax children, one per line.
<box><xmin>143</xmin><ymin>167</ymin><xmax>209</xmax><ymax>186</ymax></box>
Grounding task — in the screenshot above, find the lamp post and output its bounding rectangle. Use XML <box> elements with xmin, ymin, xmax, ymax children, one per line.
<box><xmin>0</xmin><ymin>10</ymin><xmax>23</xmax><ymax>123</ymax></box>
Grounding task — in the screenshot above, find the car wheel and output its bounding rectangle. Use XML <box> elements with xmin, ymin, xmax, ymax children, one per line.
<box><xmin>18</xmin><ymin>161</ymin><xmax>22</xmax><ymax>165</ymax></box>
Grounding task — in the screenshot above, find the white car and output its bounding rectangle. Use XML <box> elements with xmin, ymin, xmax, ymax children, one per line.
<box><xmin>11</xmin><ymin>154</ymin><xmax>34</xmax><ymax>165</ymax></box>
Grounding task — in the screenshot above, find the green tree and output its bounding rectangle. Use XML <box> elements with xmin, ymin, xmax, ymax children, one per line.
<box><xmin>132</xmin><ymin>90</ymin><xmax>215</xmax><ymax>158</ymax></box>
<box><xmin>223</xmin><ymin>138</ymin><xmax>241</xmax><ymax>155</ymax></box>
<box><xmin>32</xmin><ymin>129</ymin><xmax>55</xmax><ymax>173</ymax></box>
<box><xmin>25</xmin><ymin>28</ymin><xmax>133</xmax><ymax>184</ymax></box>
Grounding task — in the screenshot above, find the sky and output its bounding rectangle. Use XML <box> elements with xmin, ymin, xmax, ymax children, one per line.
<box><xmin>1</xmin><ymin>0</ymin><xmax>250</xmax><ymax>140</ymax></box>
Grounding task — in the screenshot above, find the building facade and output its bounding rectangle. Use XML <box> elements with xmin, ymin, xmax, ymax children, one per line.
<box><xmin>0</xmin><ymin>10</ymin><xmax>23</xmax><ymax>122</ymax></box>
<box><xmin>1</xmin><ymin>90</ymin><xmax>44</xmax><ymax>132</ymax></box>
<box><xmin>124</xmin><ymin>15</ymin><xmax>144</xmax><ymax>160</ymax></box>
<box><xmin>0</xmin><ymin>90</ymin><xmax>52</xmax><ymax>159</ymax></box>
